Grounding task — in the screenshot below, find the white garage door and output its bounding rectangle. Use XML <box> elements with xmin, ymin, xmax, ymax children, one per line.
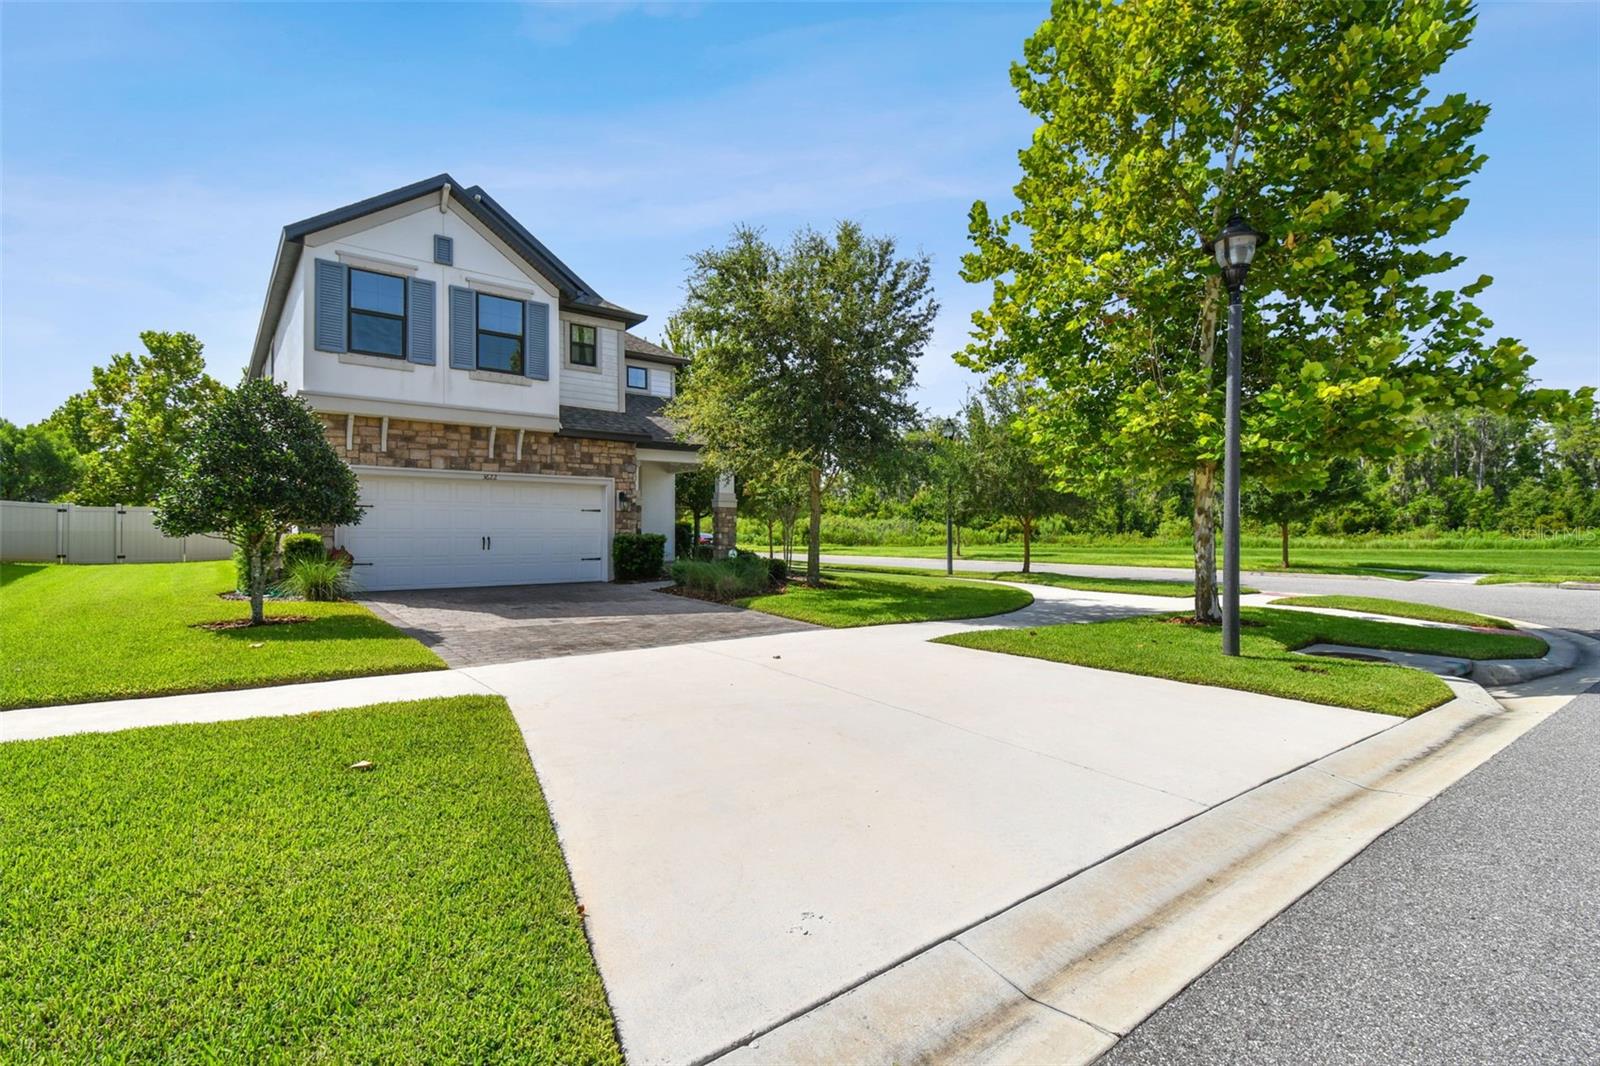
<box><xmin>337</xmin><ymin>473</ymin><xmax>610</xmax><ymax>591</ymax></box>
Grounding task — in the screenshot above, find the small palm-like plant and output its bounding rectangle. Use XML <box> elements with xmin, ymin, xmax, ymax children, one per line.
<box><xmin>284</xmin><ymin>556</ymin><xmax>354</xmax><ymax>602</ymax></box>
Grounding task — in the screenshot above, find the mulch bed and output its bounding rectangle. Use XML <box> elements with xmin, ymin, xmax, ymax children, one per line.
<box><xmin>1159</xmin><ymin>615</ymin><xmax>1263</xmax><ymax>628</ymax></box>
<box><xmin>192</xmin><ymin>616</ymin><xmax>315</xmax><ymax>631</ymax></box>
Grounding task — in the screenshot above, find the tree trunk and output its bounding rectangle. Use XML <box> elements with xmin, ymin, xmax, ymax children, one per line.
<box><xmin>248</xmin><ymin>537</ymin><xmax>267</xmax><ymax>626</ymax></box>
<box><xmin>1280</xmin><ymin>519</ymin><xmax>1290</xmax><ymax>568</ymax></box>
<box><xmin>806</xmin><ymin>466</ymin><xmax>823</xmax><ymax>587</ymax></box>
<box><xmin>1192</xmin><ymin>461</ymin><xmax>1221</xmax><ymax>622</ymax></box>
<box><xmin>1021</xmin><ymin>514</ymin><xmax>1032</xmax><ymax>574</ymax></box>
<box><xmin>767</xmin><ymin>518</ymin><xmax>774</xmax><ymax>559</ymax></box>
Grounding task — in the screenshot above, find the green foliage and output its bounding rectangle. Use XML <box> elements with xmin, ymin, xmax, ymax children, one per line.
<box><xmin>670</xmin><ymin>554</ymin><xmax>771</xmax><ymax>600</ymax></box>
<box><xmin>46</xmin><ymin>331</ymin><xmax>226</xmax><ymax>506</ymax></box>
<box><xmin>737</xmin><ymin>568</ymin><xmax>1032</xmax><ymax>628</ymax></box>
<box><xmin>0</xmin><ymin>697</ymin><xmax>621</xmax><ymax>1062</ymax></box>
<box><xmin>675</xmin><ymin>466</ymin><xmax>716</xmax><ymax>530</ymax></box>
<box><xmin>155</xmin><ymin>380</ymin><xmax>360</xmax><ymax>625</ymax></box>
<box><xmin>963</xmin><ymin>379</ymin><xmax>1082</xmax><ymax>571</ymax></box>
<box><xmin>612</xmin><ymin>532</ymin><xmax>667</xmax><ymax>580</ymax></box>
<box><xmin>962</xmin><ymin>0</ymin><xmax>1582</xmax><ymax>619</ymax></box>
<box><xmin>765</xmin><ymin>555</ymin><xmax>790</xmax><ymax>584</ymax></box>
<box><xmin>0</xmin><ymin>561</ymin><xmax>443</xmax><ymax>709</ymax></box>
<box><xmin>283</xmin><ymin>556</ymin><xmax>354</xmax><ymax>602</ymax></box>
<box><xmin>231</xmin><ymin>546</ymin><xmax>258</xmax><ymax>593</ymax></box>
<box><xmin>280</xmin><ymin>532</ymin><xmax>328</xmax><ymax>570</ymax></box>
<box><xmin>668</xmin><ymin>221</ymin><xmax>937</xmax><ymax>585</ymax></box>
<box><xmin>0</xmin><ymin>419</ymin><xmax>81</xmax><ymax>501</ymax></box>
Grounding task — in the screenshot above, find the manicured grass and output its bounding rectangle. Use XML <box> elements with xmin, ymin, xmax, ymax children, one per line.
<box><xmin>934</xmin><ymin>608</ymin><xmax>1491</xmax><ymax>717</ymax></box>
<box><xmin>738</xmin><ymin>568</ymin><xmax>1032</xmax><ymax>627</ymax></box>
<box><xmin>1270</xmin><ymin>594</ymin><xmax>1516</xmax><ymax>630</ymax></box>
<box><xmin>1475</xmin><ymin>572</ymin><xmax>1599</xmax><ymax>586</ymax></box>
<box><xmin>0</xmin><ymin>696</ymin><xmax>621</xmax><ymax>1063</ymax></box>
<box><xmin>826</xmin><ymin>562</ymin><xmax>1257</xmax><ymax>598</ymax></box>
<box><xmin>819</xmin><ymin>539</ymin><xmax>1599</xmax><ymax>581</ymax></box>
<box><xmin>0</xmin><ymin>562</ymin><xmax>444</xmax><ymax>709</ymax></box>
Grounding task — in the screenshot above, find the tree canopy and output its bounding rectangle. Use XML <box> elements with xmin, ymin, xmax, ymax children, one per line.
<box><xmin>961</xmin><ymin>0</ymin><xmax>1573</xmax><ymax>618</ymax></box>
<box><xmin>156</xmin><ymin>379</ymin><xmax>360</xmax><ymax>624</ymax></box>
<box><xmin>47</xmin><ymin>330</ymin><xmax>226</xmax><ymax>506</ymax></box>
<box><xmin>669</xmin><ymin>221</ymin><xmax>937</xmax><ymax>584</ymax></box>
<box><xmin>0</xmin><ymin>420</ymin><xmax>81</xmax><ymax>502</ymax></box>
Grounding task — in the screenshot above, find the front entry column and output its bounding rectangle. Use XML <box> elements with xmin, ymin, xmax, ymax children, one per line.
<box><xmin>712</xmin><ymin>472</ymin><xmax>737</xmax><ymax>560</ymax></box>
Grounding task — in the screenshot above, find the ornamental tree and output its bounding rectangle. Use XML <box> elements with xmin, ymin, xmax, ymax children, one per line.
<box><xmin>155</xmin><ymin>379</ymin><xmax>360</xmax><ymax>625</ymax></box>
<box><xmin>669</xmin><ymin>222</ymin><xmax>936</xmax><ymax>585</ymax></box>
<box><xmin>965</xmin><ymin>379</ymin><xmax>1080</xmax><ymax>573</ymax></box>
<box><xmin>962</xmin><ymin>0</ymin><xmax>1568</xmax><ymax>620</ymax></box>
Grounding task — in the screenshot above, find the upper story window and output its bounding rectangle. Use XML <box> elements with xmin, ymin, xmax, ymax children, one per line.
<box><xmin>626</xmin><ymin>365</ymin><xmax>648</xmax><ymax>390</ymax></box>
<box><xmin>348</xmin><ymin>268</ymin><xmax>406</xmax><ymax>358</ymax></box>
<box><xmin>570</xmin><ymin>323</ymin><xmax>598</xmax><ymax>367</ymax></box>
<box><xmin>477</xmin><ymin>293</ymin><xmax>525</xmax><ymax>374</ymax></box>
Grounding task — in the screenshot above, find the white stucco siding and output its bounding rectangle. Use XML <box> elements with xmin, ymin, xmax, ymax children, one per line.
<box><xmin>270</xmin><ymin>281</ymin><xmax>305</xmax><ymax>394</ymax></box>
<box><xmin>296</xmin><ymin>196</ymin><xmax>567</xmax><ymax>423</ymax></box>
<box><xmin>560</xmin><ymin>321</ymin><xmax>621</xmax><ymax>411</ymax></box>
<box><xmin>638</xmin><ymin>462</ymin><xmax>677</xmax><ymax>560</ymax></box>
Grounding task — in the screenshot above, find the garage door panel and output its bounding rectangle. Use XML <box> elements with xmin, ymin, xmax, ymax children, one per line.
<box><xmin>339</xmin><ymin>474</ymin><xmax>610</xmax><ymax>591</ymax></box>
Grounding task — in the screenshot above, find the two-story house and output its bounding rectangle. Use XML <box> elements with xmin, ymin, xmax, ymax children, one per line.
<box><xmin>248</xmin><ymin>174</ymin><xmax>723</xmax><ymax>591</ymax></box>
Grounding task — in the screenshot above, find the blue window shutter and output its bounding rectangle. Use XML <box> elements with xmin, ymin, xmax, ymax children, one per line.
<box><xmin>525</xmin><ymin>301</ymin><xmax>549</xmax><ymax>380</ymax></box>
<box><xmin>449</xmin><ymin>286</ymin><xmax>475</xmax><ymax>369</ymax></box>
<box><xmin>313</xmin><ymin>259</ymin><xmax>348</xmax><ymax>352</ymax></box>
<box><xmin>406</xmin><ymin>278</ymin><xmax>437</xmax><ymax>364</ymax></box>
<box><xmin>433</xmin><ymin>235</ymin><xmax>453</xmax><ymax>265</ymax></box>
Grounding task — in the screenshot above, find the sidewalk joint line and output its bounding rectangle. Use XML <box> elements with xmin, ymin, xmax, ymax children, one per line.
<box><xmin>955</xmin><ymin>940</ymin><xmax>1124</xmax><ymax>1040</ymax></box>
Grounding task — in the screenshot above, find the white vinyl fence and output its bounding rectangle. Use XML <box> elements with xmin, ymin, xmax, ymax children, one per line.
<box><xmin>0</xmin><ymin>501</ymin><xmax>233</xmax><ymax>564</ymax></box>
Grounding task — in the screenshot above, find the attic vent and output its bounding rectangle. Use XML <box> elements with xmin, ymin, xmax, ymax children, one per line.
<box><xmin>433</xmin><ymin>235</ymin><xmax>453</xmax><ymax>266</ymax></box>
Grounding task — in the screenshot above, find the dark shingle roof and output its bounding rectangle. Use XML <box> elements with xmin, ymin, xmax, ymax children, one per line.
<box><xmin>558</xmin><ymin>395</ymin><xmax>698</xmax><ymax>450</ymax></box>
<box><xmin>623</xmin><ymin>332</ymin><xmax>689</xmax><ymax>367</ymax></box>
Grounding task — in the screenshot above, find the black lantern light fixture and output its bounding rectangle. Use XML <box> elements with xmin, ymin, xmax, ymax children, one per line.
<box><xmin>1206</xmin><ymin>212</ymin><xmax>1267</xmax><ymax>656</ymax></box>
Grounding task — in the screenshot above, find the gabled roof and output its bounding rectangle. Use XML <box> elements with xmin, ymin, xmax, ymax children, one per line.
<box><xmin>623</xmin><ymin>332</ymin><xmax>689</xmax><ymax>367</ymax></box>
<box><xmin>249</xmin><ymin>174</ymin><xmax>646</xmax><ymax>376</ymax></box>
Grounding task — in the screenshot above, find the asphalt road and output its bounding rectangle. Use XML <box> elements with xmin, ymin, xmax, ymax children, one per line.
<box><xmin>818</xmin><ymin>553</ymin><xmax>1600</xmax><ymax>632</ymax></box>
<box><xmin>1102</xmin><ymin>681</ymin><xmax>1600</xmax><ymax>1066</ymax></box>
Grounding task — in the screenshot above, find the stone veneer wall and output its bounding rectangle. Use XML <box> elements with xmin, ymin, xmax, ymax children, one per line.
<box><xmin>322</xmin><ymin>414</ymin><xmax>639</xmax><ymax>534</ymax></box>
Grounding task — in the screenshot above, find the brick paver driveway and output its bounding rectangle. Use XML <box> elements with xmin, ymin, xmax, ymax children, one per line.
<box><xmin>360</xmin><ymin>581</ymin><xmax>813</xmax><ymax>668</ymax></box>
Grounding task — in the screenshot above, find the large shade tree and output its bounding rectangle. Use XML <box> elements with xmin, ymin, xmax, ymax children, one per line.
<box><xmin>0</xmin><ymin>420</ymin><xmax>81</xmax><ymax>502</ymax></box>
<box><xmin>48</xmin><ymin>330</ymin><xmax>226</xmax><ymax>506</ymax></box>
<box><xmin>669</xmin><ymin>222</ymin><xmax>937</xmax><ymax>585</ymax></box>
<box><xmin>962</xmin><ymin>0</ymin><xmax>1561</xmax><ymax>620</ymax></box>
<box><xmin>156</xmin><ymin>380</ymin><xmax>360</xmax><ymax>625</ymax></box>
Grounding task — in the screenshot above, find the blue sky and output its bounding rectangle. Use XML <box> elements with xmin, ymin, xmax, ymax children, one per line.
<box><xmin>2</xmin><ymin>1</ymin><xmax>1595</xmax><ymax>426</ymax></box>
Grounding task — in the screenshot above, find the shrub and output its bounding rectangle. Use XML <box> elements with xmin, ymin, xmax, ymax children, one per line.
<box><xmin>284</xmin><ymin>556</ymin><xmax>355</xmax><ymax>601</ymax></box>
<box><xmin>613</xmin><ymin>532</ymin><xmax>667</xmax><ymax>580</ymax></box>
<box><xmin>766</xmin><ymin>556</ymin><xmax>789</xmax><ymax>584</ymax></box>
<box><xmin>280</xmin><ymin>532</ymin><xmax>327</xmax><ymax>570</ymax></box>
<box><xmin>671</xmin><ymin>554</ymin><xmax>771</xmax><ymax>601</ymax></box>
<box><xmin>329</xmin><ymin>546</ymin><xmax>355</xmax><ymax>568</ymax></box>
<box><xmin>674</xmin><ymin>522</ymin><xmax>695</xmax><ymax>559</ymax></box>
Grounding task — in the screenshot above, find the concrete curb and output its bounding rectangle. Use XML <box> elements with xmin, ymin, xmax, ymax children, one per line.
<box><xmin>709</xmin><ymin>677</ymin><xmax>1564</xmax><ymax>1066</ymax></box>
<box><xmin>1470</xmin><ymin>627</ymin><xmax>1581</xmax><ymax>686</ymax></box>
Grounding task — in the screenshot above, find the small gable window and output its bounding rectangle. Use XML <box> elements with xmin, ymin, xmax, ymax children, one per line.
<box><xmin>626</xmin><ymin>366</ymin><xmax>648</xmax><ymax>390</ymax></box>
<box><xmin>477</xmin><ymin>293</ymin><xmax>525</xmax><ymax>375</ymax></box>
<box><xmin>570</xmin><ymin>323</ymin><xmax>598</xmax><ymax>367</ymax></box>
<box><xmin>348</xmin><ymin>268</ymin><xmax>406</xmax><ymax>359</ymax></box>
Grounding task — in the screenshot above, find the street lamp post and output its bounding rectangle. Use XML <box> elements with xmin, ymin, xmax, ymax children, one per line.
<box><xmin>941</xmin><ymin>421</ymin><xmax>958</xmax><ymax>576</ymax></box>
<box><xmin>1209</xmin><ymin>213</ymin><xmax>1265</xmax><ymax>657</ymax></box>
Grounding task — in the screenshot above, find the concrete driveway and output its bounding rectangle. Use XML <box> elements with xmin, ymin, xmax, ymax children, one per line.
<box><xmin>359</xmin><ymin>581</ymin><xmax>812</xmax><ymax>667</ymax></box>
<box><xmin>468</xmin><ymin>583</ymin><xmax>1401</xmax><ymax>1064</ymax></box>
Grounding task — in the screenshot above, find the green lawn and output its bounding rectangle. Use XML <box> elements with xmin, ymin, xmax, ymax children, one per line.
<box><xmin>826</xmin><ymin>562</ymin><xmax>1256</xmax><ymax>598</ymax></box>
<box><xmin>817</xmin><ymin>539</ymin><xmax>1599</xmax><ymax>581</ymax></box>
<box><xmin>0</xmin><ymin>562</ymin><xmax>444</xmax><ymax>709</ymax></box>
<box><xmin>739</xmin><ymin>568</ymin><xmax>1032</xmax><ymax>627</ymax></box>
<box><xmin>0</xmin><ymin>696</ymin><xmax>621</xmax><ymax>1063</ymax></box>
<box><xmin>1269</xmin><ymin>595</ymin><xmax>1515</xmax><ymax>630</ymax></box>
<box><xmin>936</xmin><ymin>607</ymin><xmax>1546</xmax><ymax>717</ymax></box>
